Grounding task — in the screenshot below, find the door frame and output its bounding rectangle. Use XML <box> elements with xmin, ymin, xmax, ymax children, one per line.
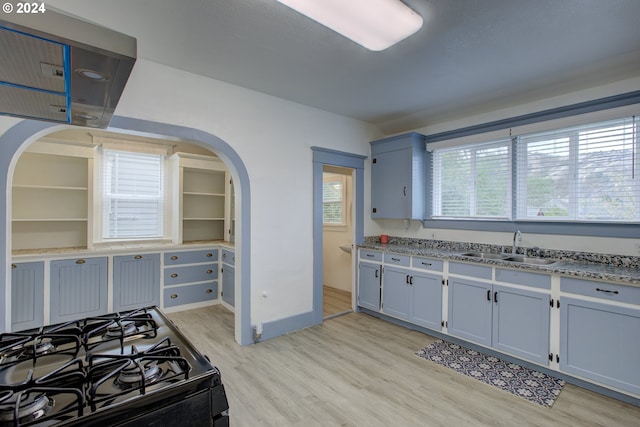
<box><xmin>312</xmin><ymin>147</ymin><xmax>366</xmax><ymax>324</ymax></box>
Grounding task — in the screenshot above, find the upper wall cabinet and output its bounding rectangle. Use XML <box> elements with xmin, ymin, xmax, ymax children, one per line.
<box><xmin>370</xmin><ymin>133</ymin><xmax>426</xmax><ymax>220</ymax></box>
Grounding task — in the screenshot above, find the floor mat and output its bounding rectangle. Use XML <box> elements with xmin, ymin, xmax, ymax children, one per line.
<box><xmin>416</xmin><ymin>339</ymin><xmax>565</xmax><ymax>407</ymax></box>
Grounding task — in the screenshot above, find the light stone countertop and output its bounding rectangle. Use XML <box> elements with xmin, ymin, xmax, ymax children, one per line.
<box><xmin>358</xmin><ymin>239</ymin><xmax>640</xmax><ymax>287</ymax></box>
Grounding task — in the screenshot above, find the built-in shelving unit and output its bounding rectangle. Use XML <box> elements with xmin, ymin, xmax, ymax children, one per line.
<box><xmin>173</xmin><ymin>153</ymin><xmax>230</xmax><ymax>243</ymax></box>
<box><xmin>12</xmin><ymin>143</ymin><xmax>93</xmax><ymax>251</ymax></box>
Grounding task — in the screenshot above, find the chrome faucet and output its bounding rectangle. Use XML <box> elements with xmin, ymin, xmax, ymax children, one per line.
<box><xmin>512</xmin><ymin>230</ymin><xmax>522</xmax><ymax>255</ymax></box>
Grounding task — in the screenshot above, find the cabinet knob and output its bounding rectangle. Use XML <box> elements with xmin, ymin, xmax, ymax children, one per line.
<box><xmin>206</xmin><ymin>269</ymin><xmax>213</xmax><ymax>274</ymax></box>
<box><xmin>11</xmin><ymin>264</ymin><xmax>16</xmax><ymax>269</ymax></box>
<box><xmin>222</xmin><ymin>253</ymin><xmax>226</xmax><ymax>259</ymax></box>
<box><xmin>206</xmin><ymin>289</ymin><xmax>213</xmax><ymax>294</ymax></box>
<box><xmin>134</xmin><ymin>255</ymin><xmax>142</xmax><ymax>259</ymax></box>
<box><xmin>171</xmin><ymin>273</ymin><xmax>178</xmax><ymax>278</ymax></box>
<box><xmin>76</xmin><ymin>259</ymin><xmax>86</xmax><ymax>264</ymax></box>
<box><xmin>171</xmin><ymin>256</ymin><xmax>178</xmax><ymax>260</ymax></box>
<box><xmin>206</xmin><ymin>253</ymin><xmax>213</xmax><ymax>257</ymax></box>
<box><xmin>170</xmin><ymin>294</ymin><xmax>178</xmax><ymax>299</ymax></box>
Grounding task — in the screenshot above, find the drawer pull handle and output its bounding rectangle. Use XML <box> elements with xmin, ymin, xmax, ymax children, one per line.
<box><xmin>596</xmin><ymin>288</ymin><xmax>619</xmax><ymax>295</ymax></box>
<box><xmin>171</xmin><ymin>256</ymin><xmax>178</xmax><ymax>260</ymax></box>
<box><xmin>421</xmin><ymin>262</ymin><xmax>432</xmax><ymax>266</ymax></box>
<box><xmin>134</xmin><ymin>255</ymin><xmax>142</xmax><ymax>259</ymax></box>
<box><xmin>171</xmin><ymin>273</ymin><xmax>178</xmax><ymax>278</ymax></box>
<box><xmin>366</xmin><ymin>254</ymin><xmax>374</xmax><ymax>258</ymax></box>
<box><xmin>391</xmin><ymin>257</ymin><xmax>400</xmax><ymax>262</ymax></box>
<box><xmin>206</xmin><ymin>289</ymin><xmax>213</xmax><ymax>294</ymax></box>
<box><xmin>206</xmin><ymin>269</ymin><xmax>213</xmax><ymax>274</ymax></box>
<box><xmin>11</xmin><ymin>264</ymin><xmax>16</xmax><ymax>269</ymax></box>
<box><xmin>487</xmin><ymin>290</ymin><xmax>491</xmax><ymax>301</ymax></box>
<box><xmin>206</xmin><ymin>253</ymin><xmax>213</xmax><ymax>257</ymax></box>
<box><xmin>76</xmin><ymin>259</ymin><xmax>86</xmax><ymax>264</ymax></box>
<box><xmin>170</xmin><ymin>294</ymin><xmax>178</xmax><ymax>299</ymax></box>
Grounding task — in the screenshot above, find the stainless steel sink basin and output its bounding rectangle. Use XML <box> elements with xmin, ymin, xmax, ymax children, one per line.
<box><xmin>503</xmin><ymin>256</ymin><xmax>557</xmax><ymax>265</ymax></box>
<box><xmin>460</xmin><ymin>252</ymin><xmax>507</xmax><ymax>260</ymax></box>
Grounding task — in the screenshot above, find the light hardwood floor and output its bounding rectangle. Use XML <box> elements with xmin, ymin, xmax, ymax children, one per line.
<box><xmin>323</xmin><ymin>286</ymin><xmax>352</xmax><ymax>318</ymax></box>
<box><xmin>169</xmin><ymin>305</ymin><xmax>640</xmax><ymax>427</ymax></box>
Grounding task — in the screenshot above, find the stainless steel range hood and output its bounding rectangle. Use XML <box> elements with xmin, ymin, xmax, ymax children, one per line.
<box><xmin>0</xmin><ymin>6</ymin><xmax>136</xmax><ymax>128</ymax></box>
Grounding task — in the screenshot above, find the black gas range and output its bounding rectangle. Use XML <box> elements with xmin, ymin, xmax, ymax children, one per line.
<box><xmin>0</xmin><ymin>306</ymin><xmax>229</xmax><ymax>426</ymax></box>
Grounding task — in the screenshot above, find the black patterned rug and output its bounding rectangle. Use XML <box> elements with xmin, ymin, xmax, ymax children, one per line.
<box><xmin>415</xmin><ymin>340</ymin><xmax>565</xmax><ymax>407</ymax></box>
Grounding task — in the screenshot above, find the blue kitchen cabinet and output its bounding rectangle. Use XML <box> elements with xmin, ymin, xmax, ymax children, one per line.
<box><xmin>221</xmin><ymin>248</ymin><xmax>235</xmax><ymax>307</ymax></box>
<box><xmin>358</xmin><ymin>262</ymin><xmax>381</xmax><ymax>311</ymax></box>
<box><xmin>370</xmin><ymin>132</ymin><xmax>426</xmax><ymax>220</ymax></box>
<box><xmin>382</xmin><ymin>266</ymin><xmax>442</xmax><ymax>330</ymax></box>
<box><xmin>410</xmin><ymin>270</ymin><xmax>443</xmax><ymax>330</ymax></box>
<box><xmin>50</xmin><ymin>257</ymin><xmax>108</xmax><ymax>323</ymax></box>
<box><xmin>381</xmin><ymin>265</ymin><xmax>412</xmax><ymax>320</ymax></box>
<box><xmin>113</xmin><ymin>253</ymin><xmax>160</xmax><ymax>312</ymax></box>
<box><xmin>560</xmin><ymin>295</ymin><xmax>640</xmax><ymax>396</ymax></box>
<box><xmin>492</xmin><ymin>284</ymin><xmax>550</xmax><ymax>365</ymax></box>
<box><xmin>11</xmin><ymin>261</ymin><xmax>44</xmax><ymax>331</ymax></box>
<box><xmin>447</xmin><ymin>277</ymin><xmax>493</xmax><ymax>347</ymax></box>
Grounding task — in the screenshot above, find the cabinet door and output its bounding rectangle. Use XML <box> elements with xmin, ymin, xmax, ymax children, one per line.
<box><xmin>560</xmin><ymin>297</ymin><xmax>640</xmax><ymax>395</ymax></box>
<box><xmin>50</xmin><ymin>257</ymin><xmax>108</xmax><ymax>323</ymax></box>
<box><xmin>222</xmin><ymin>264</ymin><xmax>235</xmax><ymax>307</ymax></box>
<box><xmin>11</xmin><ymin>261</ymin><xmax>44</xmax><ymax>331</ymax></box>
<box><xmin>447</xmin><ymin>277</ymin><xmax>492</xmax><ymax>346</ymax></box>
<box><xmin>381</xmin><ymin>266</ymin><xmax>411</xmax><ymax>320</ymax></box>
<box><xmin>371</xmin><ymin>148</ymin><xmax>411</xmax><ymax>219</ymax></box>
<box><xmin>358</xmin><ymin>262</ymin><xmax>381</xmax><ymax>311</ymax></box>
<box><xmin>410</xmin><ymin>271</ymin><xmax>442</xmax><ymax>330</ymax></box>
<box><xmin>492</xmin><ymin>285</ymin><xmax>550</xmax><ymax>365</ymax></box>
<box><xmin>113</xmin><ymin>254</ymin><xmax>160</xmax><ymax>312</ymax></box>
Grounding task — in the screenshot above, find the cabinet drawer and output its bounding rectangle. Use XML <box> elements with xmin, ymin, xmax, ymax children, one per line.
<box><xmin>359</xmin><ymin>250</ymin><xmax>382</xmax><ymax>262</ymax></box>
<box><xmin>412</xmin><ymin>256</ymin><xmax>443</xmax><ymax>272</ymax></box>
<box><xmin>164</xmin><ymin>282</ymin><xmax>218</xmax><ymax>308</ymax></box>
<box><xmin>495</xmin><ymin>268</ymin><xmax>551</xmax><ymax>290</ymax></box>
<box><xmin>164</xmin><ymin>264</ymin><xmax>218</xmax><ymax>285</ymax></box>
<box><xmin>384</xmin><ymin>253</ymin><xmax>410</xmax><ymax>267</ymax></box>
<box><xmin>221</xmin><ymin>249</ymin><xmax>235</xmax><ymax>265</ymax></box>
<box><xmin>164</xmin><ymin>249</ymin><xmax>218</xmax><ymax>265</ymax></box>
<box><xmin>561</xmin><ymin>277</ymin><xmax>640</xmax><ymax>305</ymax></box>
<box><xmin>449</xmin><ymin>262</ymin><xmax>492</xmax><ymax>280</ymax></box>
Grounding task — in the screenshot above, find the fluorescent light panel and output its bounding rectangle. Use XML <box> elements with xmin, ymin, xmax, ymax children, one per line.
<box><xmin>277</xmin><ymin>0</ymin><xmax>423</xmax><ymax>51</ymax></box>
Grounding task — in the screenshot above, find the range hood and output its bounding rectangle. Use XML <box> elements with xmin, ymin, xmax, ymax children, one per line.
<box><xmin>0</xmin><ymin>6</ymin><xmax>136</xmax><ymax>128</ymax></box>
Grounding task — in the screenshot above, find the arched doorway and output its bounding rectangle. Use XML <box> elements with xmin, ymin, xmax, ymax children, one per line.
<box><xmin>0</xmin><ymin>116</ymin><xmax>252</xmax><ymax>345</ymax></box>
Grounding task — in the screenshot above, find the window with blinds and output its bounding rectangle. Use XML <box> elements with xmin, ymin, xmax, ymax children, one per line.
<box><xmin>516</xmin><ymin>117</ymin><xmax>639</xmax><ymax>221</ymax></box>
<box><xmin>323</xmin><ymin>174</ymin><xmax>345</xmax><ymax>225</ymax></box>
<box><xmin>432</xmin><ymin>139</ymin><xmax>511</xmax><ymax>219</ymax></box>
<box><xmin>102</xmin><ymin>150</ymin><xmax>165</xmax><ymax>239</ymax></box>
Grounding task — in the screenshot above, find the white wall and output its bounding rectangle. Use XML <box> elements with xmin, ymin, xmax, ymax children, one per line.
<box><xmin>0</xmin><ymin>59</ymin><xmax>379</xmax><ymax>331</ymax></box>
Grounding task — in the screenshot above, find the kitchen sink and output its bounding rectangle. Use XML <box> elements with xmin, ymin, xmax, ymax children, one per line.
<box><xmin>459</xmin><ymin>252</ymin><xmax>507</xmax><ymax>260</ymax></box>
<box><xmin>503</xmin><ymin>256</ymin><xmax>557</xmax><ymax>265</ymax></box>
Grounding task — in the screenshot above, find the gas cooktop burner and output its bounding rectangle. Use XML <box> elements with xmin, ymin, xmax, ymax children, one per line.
<box><xmin>115</xmin><ymin>360</ymin><xmax>162</xmax><ymax>388</ymax></box>
<box><xmin>0</xmin><ymin>392</ymin><xmax>52</xmax><ymax>423</ymax></box>
<box><xmin>23</xmin><ymin>338</ymin><xmax>56</xmax><ymax>357</ymax></box>
<box><xmin>103</xmin><ymin>322</ymin><xmax>137</xmax><ymax>339</ymax></box>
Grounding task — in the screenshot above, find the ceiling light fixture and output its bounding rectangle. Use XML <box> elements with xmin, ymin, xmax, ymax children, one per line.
<box><xmin>277</xmin><ymin>0</ymin><xmax>423</xmax><ymax>51</ymax></box>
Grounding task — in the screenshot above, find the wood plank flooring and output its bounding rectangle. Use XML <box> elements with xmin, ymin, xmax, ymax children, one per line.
<box><xmin>322</xmin><ymin>286</ymin><xmax>352</xmax><ymax>318</ymax></box>
<box><xmin>168</xmin><ymin>305</ymin><xmax>640</xmax><ymax>427</ymax></box>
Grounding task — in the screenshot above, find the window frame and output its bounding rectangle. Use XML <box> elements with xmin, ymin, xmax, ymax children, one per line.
<box><xmin>322</xmin><ymin>173</ymin><xmax>347</xmax><ymax>227</ymax></box>
<box><xmin>419</xmin><ymin>93</ymin><xmax>640</xmax><ymax>238</ymax></box>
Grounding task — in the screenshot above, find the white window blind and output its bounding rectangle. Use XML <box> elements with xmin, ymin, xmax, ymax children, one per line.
<box><xmin>102</xmin><ymin>150</ymin><xmax>165</xmax><ymax>239</ymax></box>
<box><xmin>516</xmin><ymin>116</ymin><xmax>639</xmax><ymax>221</ymax></box>
<box><xmin>433</xmin><ymin>139</ymin><xmax>511</xmax><ymax>219</ymax></box>
<box><xmin>323</xmin><ymin>174</ymin><xmax>345</xmax><ymax>225</ymax></box>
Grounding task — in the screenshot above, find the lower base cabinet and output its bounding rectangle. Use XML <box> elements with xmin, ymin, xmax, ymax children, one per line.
<box><xmin>560</xmin><ymin>297</ymin><xmax>640</xmax><ymax>395</ymax></box>
<box><xmin>11</xmin><ymin>261</ymin><xmax>44</xmax><ymax>331</ymax></box>
<box><xmin>50</xmin><ymin>257</ymin><xmax>108</xmax><ymax>323</ymax></box>
<box><xmin>447</xmin><ymin>278</ymin><xmax>550</xmax><ymax>364</ymax></box>
<box><xmin>221</xmin><ymin>248</ymin><xmax>235</xmax><ymax>307</ymax></box>
<box><xmin>358</xmin><ymin>262</ymin><xmax>381</xmax><ymax>311</ymax></box>
<box><xmin>113</xmin><ymin>254</ymin><xmax>160</xmax><ymax>312</ymax></box>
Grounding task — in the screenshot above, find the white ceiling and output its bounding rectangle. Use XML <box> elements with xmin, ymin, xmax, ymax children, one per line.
<box><xmin>49</xmin><ymin>0</ymin><xmax>640</xmax><ymax>134</ymax></box>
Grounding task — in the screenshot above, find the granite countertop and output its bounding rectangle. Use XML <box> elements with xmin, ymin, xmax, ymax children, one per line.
<box><xmin>358</xmin><ymin>238</ymin><xmax>640</xmax><ymax>287</ymax></box>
